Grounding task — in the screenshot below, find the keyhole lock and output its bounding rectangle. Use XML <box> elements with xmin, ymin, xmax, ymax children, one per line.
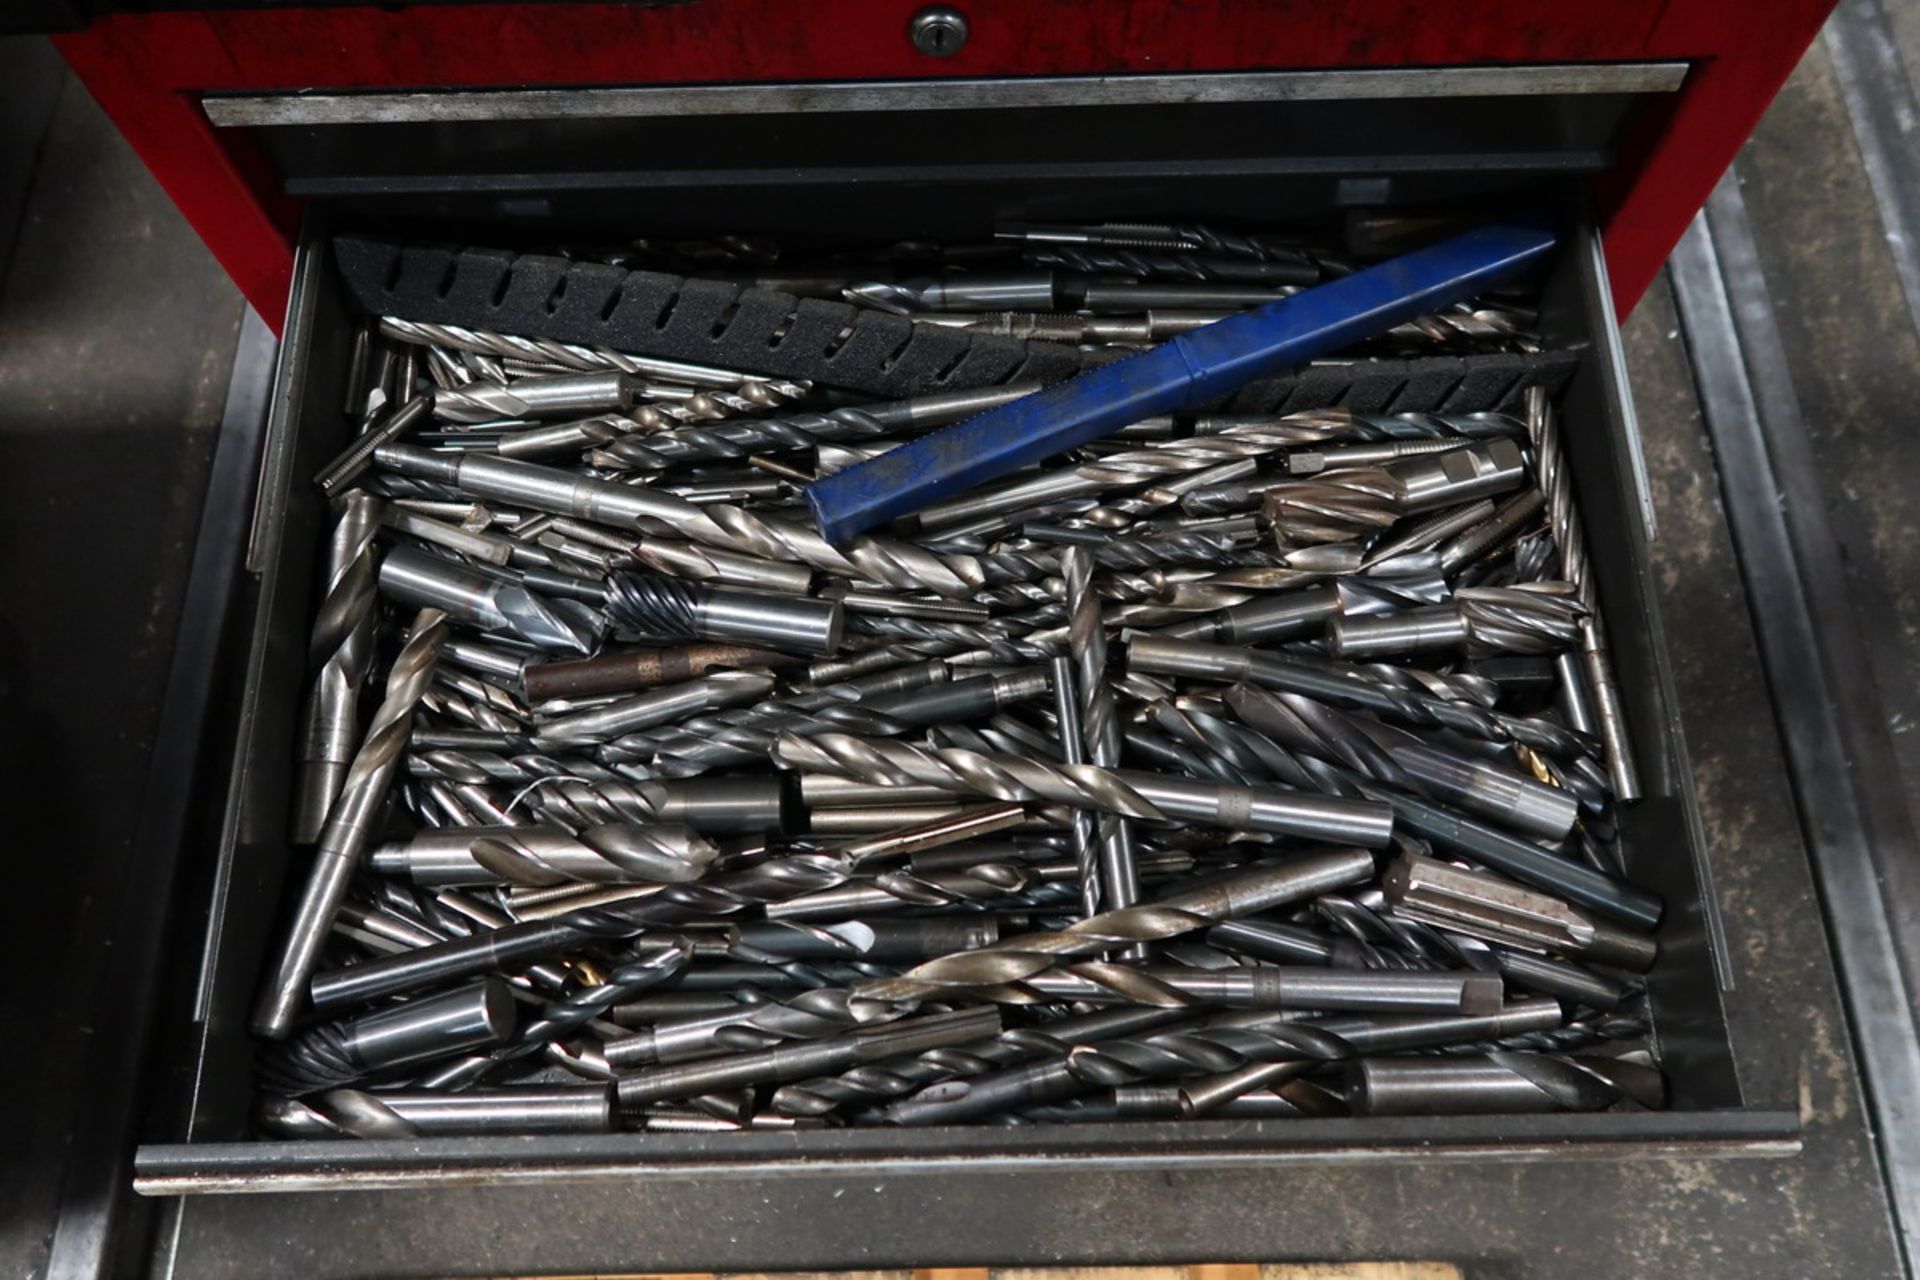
<box><xmin>909</xmin><ymin>6</ymin><xmax>969</xmax><ymax>57</ymax></box>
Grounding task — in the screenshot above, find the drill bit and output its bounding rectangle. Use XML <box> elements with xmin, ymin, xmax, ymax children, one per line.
<box><xmin>606</xmin><ymin>987</ymin><xmax>911</xmax><ymax>1068</ymax></box>
<box><xmin>380</xmin><ymin>545</ymin><xmax>597</xmax><ymax>655</ymax></box>
<box><xmin>1526</xmin><ymin>385</ymin><xmax>1642</xmax><ymax>802</ymax></box>
<box><xmin>429</xmin><ymin>372</ymin><xmax>638</xmax><ymax>424</ymax></box>
<box><xmin>254</xmin><ymin>608</ymin><xmax>449</xmax><ymax>1039</ymax></box>
<box><xmin>379</xmin><ymin>316</ymin><xmax>766</xmax><ymax>387</ymax></box>
<box><xmin>292</xmin><ymin>492</ymin><xmax>382</xmax><ymax>843</ymax></box>
<box><xmin>887</xmin><ymin>998</ymin><xmax>1564</xmax><ymax>1124</ymax></box>
<box><xmin>603</xmin><ymin>572</ymin><xmax>844</xmax><ymax>656</ymax></box>
<box><xmin>1048</xmin><ymin>656</ymin><xmax>1102</xmax><ymax>919</ymax></box>
<box><xmin>376</xmin><ymin>444</ymin><xmax>987</xmax><ymax>598</ymax></box>
<box><xmin>1063</xmin><ymin>546</ymin><xmax>1142</xmax><ymax>936</ymax></box>
<box><xmin>368</xmin><ymin>824</ymin><xmax>720</xmax><ymax>886</ymax></box>
<box><xmin>1022</xmin><ymin>244</ymin><xmax>1319</xmax><ymax>284</ymax></box>
<box><xmin>259</xmin><ymin>1086</ymin><xmax>614</xmax><ymax>1138</ymax></box>
<box><xmin>600</xmin><ymin>384</ymin><xmax>1036</xmax><ymax>470</ymax></box>
<box><xmin>1329</xmin><ymin>582</ymin><xmax>1588</xmax><ymax>660</ymax></box>
<box><xmin>1382</xmin><ymin>853</ymin><xmax>1657</xmax><ymax>970</ymax></box>
<box><xmin>848</xmin><ymin>851</ymin><xmax>1376</xmax><ymax>1006</ymax></box>
<box><xmin>1346</xmin><ymin>1051</ymin><xmax>1665</xmax><ymax>1115</ymax></box>
<box><xmin>621</xmin><ymin>379</ymin><xmax>814</xmax><ymax>432</ymax></box>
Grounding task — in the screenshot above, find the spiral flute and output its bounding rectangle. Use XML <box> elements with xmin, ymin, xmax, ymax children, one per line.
<box><xmin>293</xmin><ymin>492</ymin><xmax>383</xmax><ymax>842</ymax></box>
<box><xmin>254</xmin><ymin>608</ymin><xmax>450</xmax><ymax>1039</ymax></box>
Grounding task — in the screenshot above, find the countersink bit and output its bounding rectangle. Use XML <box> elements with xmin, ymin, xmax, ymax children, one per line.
<box><xmin>368</xmin><ymin>824</ymin><xmax>719</xmax><ymax>886</ymax></box>
<box><xmin>293</xmin><ymin>492</ymin><xmax>383</xmax><ymax>843</ymax></box>
<box><xmin>603</xmin><ymin>572</ymin><xmax>844</xmax><ymax>656</ymax></box>
<box><xmin>848</xmin><ymin>851</ymin><xmax>1376</xmax><ymax>1006</ymax></box>
<box><xmin>1347</xmin><ymin>1051</ymin><xmax>1665</xmax><ymax>1115</ymax></box>
<box><xmin>615</xmin><ymin>1006</ymin><xmax>1003</xmax><ymax>1108</ymax></box>
<box><xmin>887</xmin><ymin>998</ymin><xmax>1564</xmax><ymax>1124</ymax></box>
<box><xmin>1063</xmin><ymin>547</ymin><xmax>1142</xmax><ymax>931</ymax></box>
<box><xmin>380</xmin><ymin>545</ymin><xmax>597</xmax><ymax>655</ymax></box>
<box><xmin>379</xmin><ymin>316</ymin><xmax>771</xmax><ymax>387</ymax></box>
<box><xmin>598</xmin><ymin>383</ymin><xmax>1038</xmax><ymax>471</ymax></box>
<box><xmin>376</xmin><ymin>444</ymin><xmax>987</xmax><ymax>598</ymax></box>
<box><xmin>259</xmin><ymin>1085</ymin><xmax>614</xmax><ymax>1138</ymax></box>
<box><xmin>770</xmin><ymin>1005</ymin><xmax>1186</xmax><ymax>1117</ymax></box>
<box><xmin>1382</xmin><ymin>853</ymin><xmax>1657</xmax><ymax>971</ymax></box>
<box><xmin>534</xmin><ymin>669</ymin><xmax>777</xmax><ymax>746</ymax></box>
<box><xmin>1329</xmin><ymin>582</ymin><xmax>1587</xmax><ymax>660</ymax></box>
<box><xmin>1525</xmin><ymin>386</ymin><xmax>1642</xmax><ymax>802</ymax></box>
<box><xmin>259</xmin><ymin>978</ymin><xmax>515</xmax><ymax>1091</ymax></box>
<box><xmin>254</xmin><ymin>608</ymin><xmax>450</xmax><ymax>1039</ymax></box>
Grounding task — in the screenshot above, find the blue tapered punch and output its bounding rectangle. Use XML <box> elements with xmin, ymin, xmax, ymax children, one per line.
<box><xmin>806</xmin><ymin>219</ymin><xmax>1558</xmax><ymax>545</ymax></box>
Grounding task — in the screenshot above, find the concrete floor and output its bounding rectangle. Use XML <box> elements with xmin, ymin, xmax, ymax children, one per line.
<box><xmin>2</xmin><ymin>16</ymin><xmax>1918</xmax><ymax>1279</ymax></box>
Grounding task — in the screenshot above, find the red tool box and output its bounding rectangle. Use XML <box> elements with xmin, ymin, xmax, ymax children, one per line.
<box><xmin>55</xmin><ymin>0</ymin><xmax>1832</xmax><ymax>329</ymax></box>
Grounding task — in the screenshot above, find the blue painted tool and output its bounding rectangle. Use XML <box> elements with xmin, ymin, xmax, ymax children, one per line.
<box><xmin>806</xmin><ymin>220</ymin><xmax>1558</xmax><ymax>545</ymax></box>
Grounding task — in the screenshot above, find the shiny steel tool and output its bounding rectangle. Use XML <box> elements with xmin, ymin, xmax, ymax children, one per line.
<box><xmin>1346</xmin><ymin>1052</ymin><xmax>1666</xmax><ymax>1115</ymax></box>
<box><xmin>259</xmin><ymin>1086</ymin><xmax>614</xmax><ymax>1138</ymax></box>
<box><xmin>605</xmin><ymin>572</ymin><xmax>845</xmax><ymax>655</ymax></box>
<box><xmin>380</xmin><ymin>545</ymin><xmax>596</xmax><ymax>655</ymax></box>
<box><xmin>368</xmin><ymin>824</ymin><xmax>719</xmax><ymax>886</ymax></box>
<box><xmin>807</xmin><ymin>222</ymin><xmax>1556</xmax><ymax>543</ymax></box>
<box><xmin>1063</xmin><ymin>546</ymin><xmax>1142</xmax><ymax>933</ymax></box>
<box><xmin>293</xmin><ymin>492</ymin><xmax>382</xmax><ymax>842</ymax></box>
<box><xmin>1382</xmin><ymin>853</ymin><xmax>1658</xmax><ymax>971</ymax></box>
<box><xmin>1525</xmin><ymin>385</ymin><xmax>1642</xmax><ymax>802</ymax></box>
<box><xmin>254</xmin><ymin>608</ymin><xmax>448</xmax><ymax>1039</ymax></box>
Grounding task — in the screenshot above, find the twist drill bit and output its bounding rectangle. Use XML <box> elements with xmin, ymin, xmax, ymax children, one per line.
<box><xmin>417</xmin><ymin>939</ymin><xmax>697</xmax><ymax>1088</ymax></box>
<box><xmin>430</xmin><ymin>372</ymin><xmax>638</xmax><ymax>424</ymax></box>
<box><xmin>369</xmin><ymin>824</ymin><xmax>719</xmax><ymax>886</ymax></box>
<box><xmin>616</xmin><ymin>1006</ymin><xmax>1003</xmax><ymax>1108</ymax></box>
<box><xmin>1048</xmin><ymin>657</ymin><xmax>1102</xmax><ymax>919</ymax></box>
<box><xmin>1330</xmin><ymin>582</ymin><xmax>1588</xmax><ymax>660</ymax></box>
<box><xmin>604</xmin><ymin>571</ymin><xmax>843</xmax><ymax>656</ymax></box>
<box><xmin>308</xmin><ymin>853</ymin><xmax>852</xmax><ymax>1011</ymax></box>
<box><xmin>1063</xmin><ymin>547</ymin><xmax>1142</xmax><ymax>936</ymax></box>
<box><xmin>1526</xmin><ymin>385</ymin><xmax>1642</xmax><ymax>802</ymax></box>
<box><xmin>770</xmin><ymin>1005</ymin><xmax>1186</xmax><ymax>1117</ymax></box>
<box><xmin>535</xmin><ymin>670</ymin><xmax>778</xmax><ymax>747</ymax></box>
<box><xmin>379</xmin><ymin>316</ymin><xmax>762</xmax><ymax>387</ymax></box>
<box><xmin>254</xmin><ymin>608</ymin><xmax>449</xmax><ymax>1039</ymax></box>
<box><xmin>1216</xmin><ymin>685</ymin><xmax>1578</xmax><ymax>841</ymax></box>
<box><xmin>259</xmin><ymin>1086</ymin><xmax>614</xmax><ymax>1139</ymax></box>
<box><xmin>1129</xmin><ymin>635</ymin><xmax>1593</xmax><ymax>759</ymax></box>
<box><xmin>601</xmin><ymin>384</ymin><xmax>1036</xmax><ymax>470</ymax></box>
<box><xmin>606</xmin><ymin>987</ymin><xmax>911</xmax><ymax>1068</ymax></box>
<box><xmin>1022</xmin><ymin>244</ymin><xmax>1318</xmax><ymax>284</ymax></box>
<box><xmin>621</xmin><ymin>380</ymin><xmax>814</xmax><ymax>432</ymax></box>
<box><xmin>771</xmin><ymin>731</ymin><xmax>1164</xmax><ymax>824</ymax></box>
<box><xmin>764</xmin><ymin>860</ymin><xmax>1036</xmax><ymax>921</ymax></box>
<box><xmin>848</xmin><ymin>851</ymin><xmax>1375</xmax><ymax>1006</ymax></box>
<box><xmin>376</xmin><ymin>444</ymin><xmax>986</xmax><ymax>598</ymax></box>
<box><xmin>1347</xmin><ymin>1051</ymin><xmax>1665</xmax><ymax>1115</ymax></box>
<box><xmin>522</xmin><ymin>643</ymin><xmax>809</xmax><ymax>701</ymax></box>
<box><xmin>887</xmin><ymin>998</ymin><xmax>1563</xmax><ymax>1124</ymax></box>
<box><xmin>293</xmin><ymin>492</ymin><xmax>382</xmax><ymax>843</ymax></box>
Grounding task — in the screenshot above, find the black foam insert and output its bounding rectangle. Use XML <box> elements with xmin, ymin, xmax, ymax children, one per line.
<box><xmin>334</xmin><ymin>236</ymin><xmax>1101</xmax><ymax>399</ymax></box>
<box><xmin>334</xmin><ymin>235</ymin><xmax>1577</xmax><ymax>412</ymax></box>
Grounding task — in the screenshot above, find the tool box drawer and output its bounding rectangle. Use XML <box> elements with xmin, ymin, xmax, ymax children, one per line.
<box><xmin>130</xmin><ymin>68</ymin><xmax>1795</xmax><ymax>1279</ymax></box>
